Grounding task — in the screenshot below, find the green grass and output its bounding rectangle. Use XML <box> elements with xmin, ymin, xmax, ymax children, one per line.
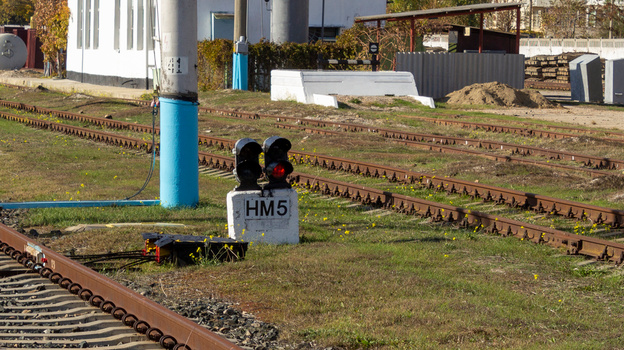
<box><xmin>2</xmin><ymin>87</ymin><xmax>624</xmax><ymax>349</ymax></box>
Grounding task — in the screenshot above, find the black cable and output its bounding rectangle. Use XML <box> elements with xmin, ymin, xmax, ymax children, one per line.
<box><xmin>124</xmin><ymin>97</ymin><xmax>158</xmax><ymax>200</ymax></box>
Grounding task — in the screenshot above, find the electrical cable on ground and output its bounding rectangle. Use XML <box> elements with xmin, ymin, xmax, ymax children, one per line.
<box><xmin>124</xmin><ymin>97</ymin><xmax>159</xmax><ymax>200</ymax></box>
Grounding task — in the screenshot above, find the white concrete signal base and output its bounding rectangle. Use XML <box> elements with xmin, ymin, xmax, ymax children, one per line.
<box><xmin>227</xmin><ymin>188</ymin><xmax>299</xmax><ymax>244</ymax></box>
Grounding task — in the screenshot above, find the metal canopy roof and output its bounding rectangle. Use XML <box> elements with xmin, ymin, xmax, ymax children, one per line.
<box><xmin>355</xmin><ymin>2</ymin><xmax>524</xmax><ymax>23</ymax></box>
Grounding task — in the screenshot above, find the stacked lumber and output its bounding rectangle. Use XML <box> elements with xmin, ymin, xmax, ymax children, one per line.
<box><xmin>524</xmin><ymin>53</ymin><xmax>589</xmax><ymax>83</ymax></box>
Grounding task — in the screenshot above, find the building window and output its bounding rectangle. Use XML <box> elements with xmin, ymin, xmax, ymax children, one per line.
<box><xmin>211</xmin><ymin>12</ymin><xmax>234</xmax><ymax>40</ymax></box>
<box><xmin>309</xmin><ymin>27</ymin><xmax>341</xmax><ymax>43</ymax></box>
<box><xmin>128</xmin><ymin>0</ymin><xmax>135</xmax><ymax>50</ymax></box>
<box><xmin>114</xmin><ymin>0</ymin><xmax>120</xmax><ymax>50</ymax></box>
<box><xmin>93</xmin><ymin>0</ymin><xmax>99</xmax><ymax>49</ymax></box>
<box><xmin>137</xmin><ymin>0</ymin><xmax>144</xmax><ymax>50</ymax></box>
<box><xmin>148</xmin><ymin>0</ymin><xmax>156</xmax><ymax>50</ymax></box>
<box><xmin>85</xmin><ymin>0</ymin><xmax>91</xmax><ymax>49</ymax></box>
<box><xmin>77</xmin><ymin>0</ymin><xmax>83</xmax><ymax>48</ymax></box>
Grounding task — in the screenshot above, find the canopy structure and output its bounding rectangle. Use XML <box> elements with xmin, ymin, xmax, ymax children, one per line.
<box><xmin>355</xmin><ymin>3</ymin><xmax>523</xmax><ymax>53</ymax></box>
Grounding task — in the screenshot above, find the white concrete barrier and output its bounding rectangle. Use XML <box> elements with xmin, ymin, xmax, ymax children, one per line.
<box><xmin>270</xmin><ymin>69</ymin><xmax>435</xmax><ymax>108</ymax></box>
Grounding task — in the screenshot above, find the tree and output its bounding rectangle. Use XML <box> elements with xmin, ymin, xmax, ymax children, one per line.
<box><xmin>541</xmin><ymin>0</ymin><xmax>588</xmax><ymax>38</ymax></box>
<box><xmin>0</xmin><ymin>0</ymin><xmax>34</xmax><ymax>25</ymax></box>
<box><xmin>388</xmin><ymin>0</ymin><xmax>490</xmax><ymax>27</ymax></box>
<box><xmin>32</xmin><ymin>0</ymin><xmax>69</xmax><ymax>77</ymax></box>
<box><xmin>0</xmin><ymin>0</ymin><xmax>33</xmax><ymax>25</ymax></box>
<box><xmin>593</xmin><ymin>0</ymin><xmax>624</xmax><ymax>38</ymax></box>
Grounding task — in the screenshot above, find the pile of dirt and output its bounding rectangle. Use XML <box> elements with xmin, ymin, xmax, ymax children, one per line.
<box><xmin>445</xmin><ymin>82</ymin><xmax>558</xmax><ymax>108</ymax></box>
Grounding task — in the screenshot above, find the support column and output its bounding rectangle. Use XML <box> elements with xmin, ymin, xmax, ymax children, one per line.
<box><xmin>233</xmin><ymin>37</ymin><xmax>249</xmax><ymax>90</ymax></box>
<box><xmin>234</xmin><ymin>0</ymin><xmax>247</xmax><ymax>44</ymax></box>
<box><xmin>410</xmin><ymin>19</ymin><xmax>415</xmax><ymax>52</ymax></box>
<box><xmin>159</xmin><ymin>0</ymin><xmax>199</xmax><ymax>208</ymax></box>
<box><xmin>479</xmin><ymin>13</ymin><xmax>484</xmax><ymax>53</ymax></box>
<box><xmin>516</xmin><ymin>7</ymin><xmax>521</xmax><ymax>54</ymax></box>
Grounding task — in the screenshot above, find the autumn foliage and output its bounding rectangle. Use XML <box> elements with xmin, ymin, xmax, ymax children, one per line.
<box><xmin>0</xmin><ymin>0</ymin><xmax>34</xmax><ymax>25</ymax></box>
<box><xmin>32</xmin><ymin>0</ymin><xmax>69</xmax><ymax>77</ymax></box>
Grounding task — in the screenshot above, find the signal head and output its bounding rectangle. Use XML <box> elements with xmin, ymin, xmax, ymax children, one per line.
<box><xmin>233</xmin><ymin>138</ymin><xmax>263</xmax><ymax>191</ymax></box>
<box><xmin>262</xmin><ymin>136</ymin><xmax>293</xmax><ymax>189</ymax></box>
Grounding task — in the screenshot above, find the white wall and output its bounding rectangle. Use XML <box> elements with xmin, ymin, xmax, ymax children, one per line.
<box><xmin>67</xmin><ymin>0</ymin><xmax>159</xmax><ymax>84</ymax></box>
<box><xmin>308</xmin><ymin>0</ymin><xmax>386</xmax><ymax>28</ymax></box>
<box><xmin>201</xmin><ymin>0</ymin><xmax>386</xmax><ymax>43</ymax></box>
<box><xmin>66</xmin><ymin>0</ymin><xmax>387</xmax><ymax>86</ymax></box>
<box><xmin>520</xmin><ymin>38</ymin><xmax>624</xmax><ymax>60</ymax></box>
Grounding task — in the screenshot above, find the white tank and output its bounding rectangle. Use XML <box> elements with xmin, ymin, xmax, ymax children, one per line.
<box><xmin>0</xmin><ymin>33</ymin><xmax>27</xmax><ymax>70</ymax></box>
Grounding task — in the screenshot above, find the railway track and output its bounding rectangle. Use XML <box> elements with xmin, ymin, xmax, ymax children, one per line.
<box><xmin>2</xmin><ymin>109</ymin><xmax>624</xmax><ymax>228</ymax></box>
<box><xmin>0</xmin><ymin>108</ymin><xmax>624</xmax><ymax>227</ymax></box>
<box><xmin>193</xmin><ymin>105</ymin><xmax>624</xmax><ymax>171</ymax></box>
<box><xmin>404</xmin><ymin>115</ymin><xmax>624</xmax><ymax>144</ymax></box>
<box><xmin>2</xmin><ymin>98</ymin><xmax>623</xmax><ymax>175</ymax></box>
<box><xmin>2</xmin><ymin>109</ymin><xmax>624</xmax><ymax>265</ymax></box>
<box><xmin>275</xmin><ymin>123</ymin><xmax>616</xmax><ymax>178</ymax></box>
<box><xmin>0</xmin><ymin>224</ymin><xmax>242</xmax><ymax>350</ymax></box>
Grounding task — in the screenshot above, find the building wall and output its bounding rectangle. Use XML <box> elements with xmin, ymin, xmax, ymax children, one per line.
<box><xmin>67</xmin><ymin>0</ymin><xmax>158</xmax><ymax>89</ymax></box>
<box><xmin>66</xmin><ymin>0</ymin><xmax>387</xmax><ymax>89</ymax></box>
<box><xmin>396</xmin><ymin>52</ymin><xmax>525</xmax><ymax>99</ymax></box>
<box><xmin>520</xmin><ymin>38</ymin><xmax>624</xmax><ymax>59</ymax></box>
<box><xmin>203</xmin><ymin>0</ymin><xmax>386</xmax><ymax>43</ymax></box>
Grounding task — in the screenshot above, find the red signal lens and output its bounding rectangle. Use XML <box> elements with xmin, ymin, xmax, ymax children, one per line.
<box><xmin>272</xmin><ymin>163</ymin><xmax>286</xmax><ymax>179</ymax></box>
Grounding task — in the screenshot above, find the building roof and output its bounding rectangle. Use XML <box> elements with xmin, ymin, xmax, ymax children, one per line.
<box><xmin>355</xmin><ymin>2</ymin><xmax>524</xmax><ymax>23</ymax></box>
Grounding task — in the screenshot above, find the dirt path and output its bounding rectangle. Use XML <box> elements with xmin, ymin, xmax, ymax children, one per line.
<box><xmin>448</xmin><ymin>85</ymin><xmax>624</xmax><ymax>131</ymax></box>
<box><xmin>482</xmin><ymin>104</ymin><xmax>624</xmax><ymax>131</ymax></box>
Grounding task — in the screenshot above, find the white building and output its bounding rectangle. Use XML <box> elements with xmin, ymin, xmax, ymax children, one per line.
<box><xmin>66</xmin><ymin>0</ymin><xmax>387</xmax><ymax>89</ymax></box>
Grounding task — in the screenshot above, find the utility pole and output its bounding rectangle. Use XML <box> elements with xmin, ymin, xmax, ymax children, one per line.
<box><xmin>271</xmin><ymin>0</ymin><xmax>309</xmax><ymax>44</ymax></box>
<box><xmin>159</xmin><ymin>0</ymin><xmax>199</xmax><ymax>208</ymax></box>
<box><xmin>234</xmin><ymin>0</ymin><xmax>247</xmax><ymax>43</ymax></box>
<box><xmin>321</xmin><ymin>0</ymin><xmax>325</xmax><ymax>43</ymax></box>
<box><xmin>233</xmin><ymin>0</ymin><xmax>248</xmax><ymax>90</ymax></box>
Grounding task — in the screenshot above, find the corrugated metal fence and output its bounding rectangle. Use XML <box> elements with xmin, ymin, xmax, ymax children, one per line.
<box><xmin>395</xmin><ymin>52</ymin><xmax>525</xmax><ymax>99</ymax></box>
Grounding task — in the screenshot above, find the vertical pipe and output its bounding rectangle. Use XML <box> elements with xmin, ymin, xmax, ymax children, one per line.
<box><xmin>271</xmin><ymin>0</ymin><xmax>309</xmax><ymax>43</ymax></box>
<box><xmin>410</xmin><ymin>19</ymin><xmax>415</xmax><ymax>52</ymax></box>
<box><xmin>145</xmin><ymin>0</ymin><xmax>150</xmax><ymax>90</ymax></box>
<box><xmin>234</xmin><ymin>0</ymin><xmax>247</xmax><ymax>43</ymax></box>
<box><xmin>159</xmin><ymin>0</ymin><xmax>199</xmax><ymax>208</ymax></box>
<box><xmin>479</xmin><ymin>13</ymin><xmax>484</xmax><ymax>53</ymax></box>
<box><xmin>321</xmin><ymin>0</ymin><xmax>325</xmax><ymax>43</ymax></box>
<box><xmin>516</xmin><ymin>7</ymin><xmax>521</xmax><ymax>54</ymax></box>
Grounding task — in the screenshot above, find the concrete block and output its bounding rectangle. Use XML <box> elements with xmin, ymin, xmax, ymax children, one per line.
<box><xmin>569</xmin><ymin>54</ymin><xmax>603</xmax><ymax>103</ymax></box>
<box><xmin>605</xmin><ymin>58</ymin><xmax>624</xmax><ymax>105</ymax></box>
<box><xmin>227</xmin><ymin>188</ymin><xmax>299</xmax><ymax>244</ymax></box>
<box><xmin>270</xmin><ymin>69</ymin><xmax>435</xmax><ymax>108</ymax></box>
<box><xmin>313</xmin><ymin>94</ymin><xmax>338</xmax><ymax>108</ymax></box>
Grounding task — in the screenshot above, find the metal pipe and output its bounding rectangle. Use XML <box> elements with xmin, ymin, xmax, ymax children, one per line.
<box><xmin>159</xmin><ymin>0</ymin><xmax>199</xmax><ymax>208</ymax></box>
<box><xmin>0</xmin><ymin>200</ymin><xmax>160</xmax><ymax>210</ymax></box>
<box><xmin>479</xmin><ymin>13</ymin><xmax>484</xmax><ymax>53</ymax></box>
<box><xmin>234</xmin><ymin>0</ymin><xmax>247</xmax><ymax>43</ymax></box>
<box><xmin>271</xmin><ymin>0</ymin><xmax>309</xmax><ymax>43</ymax></box>
<box><xmin>321</xmin><ymin>0</ymin><xmax>325</xmax><ymax>43</ymax></box>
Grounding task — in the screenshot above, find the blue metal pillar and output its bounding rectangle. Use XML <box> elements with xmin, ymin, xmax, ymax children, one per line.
<box><xmin>159</xmin><ymin>0</ymin><xmax>199</xmax><ymax>208</ymax></box>
<box><xmin>233</xmin><ymin>51</ymin><xmax>248</xmax><ymax>90</ymax></box>
<box><xmin>159</xmin><ymin>98</ymin><xmax>199</xmax><ymax>208</ymax></box>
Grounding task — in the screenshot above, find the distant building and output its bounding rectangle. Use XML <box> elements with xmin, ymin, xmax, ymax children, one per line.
<box><xmin>65</xmin><ymin>0</ymin><xmax>386</xmax><ymax>89</ymax></box>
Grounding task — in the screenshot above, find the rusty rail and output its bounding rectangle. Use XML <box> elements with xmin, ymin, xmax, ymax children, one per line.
<box><xmin>196</xmin><ymin>106</ymin><xmax>624</xmax><ymax>170</ymax></box>
<box><xmin>290</xmin><ymin>173</ymin><xmax>624</xmax><ymax>264</ymax></box>
<box><xmin>2</xmin><ymin>110</ymin><xmax>624</xmax><ymax>228</ymax></box>
<box><xmin>0</xmin><ymin>224</ymin><xmax>242</xmax><ymax>350</ymax></box>
<box><xmin>403</xmin><ymin>115</ymin><xmax>624</xmax><ymax>144</ymax></box>
<box><xmin>2</xmin><ymin>109</ymin><xmax>624</xmax><ymax>265</ymax></box>
<box><xmin>3</xmin><ymin>98</ymin><xmax>624</xmax><ymax>171</ymax></box>
<box><xmin>275</xmin><ymin>123</ymin><xmax>617</xmax><ymax>178</ymax></box>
